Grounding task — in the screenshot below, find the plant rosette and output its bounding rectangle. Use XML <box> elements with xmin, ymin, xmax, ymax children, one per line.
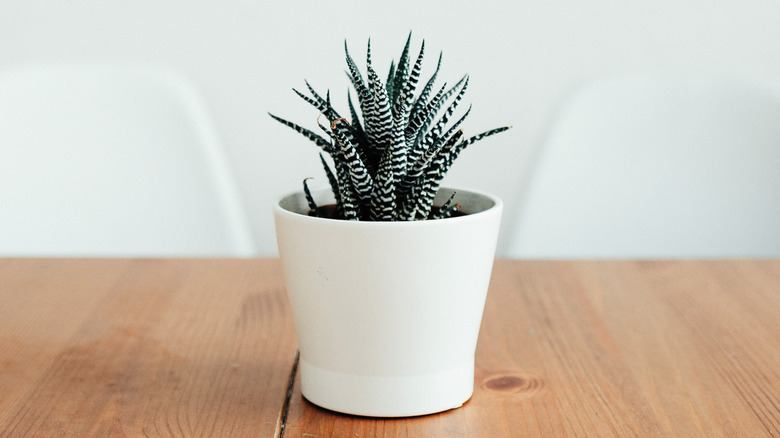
<box><xmin>274</xmin><ymin>186</ymin><xmax>502</xmax><ymax>417</ymax></box>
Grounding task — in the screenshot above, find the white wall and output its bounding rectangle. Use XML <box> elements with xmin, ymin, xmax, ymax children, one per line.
<box><xmin>3</xmin><ymin>0</ymin><xmax>780</xmax><ymax>256</ymax></box>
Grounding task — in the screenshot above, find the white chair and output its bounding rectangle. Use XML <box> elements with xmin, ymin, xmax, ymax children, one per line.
<box><xmin>0</xmin><ymin>65</ymin><xmax>256</xmax><ymax>257</ymax></box>
<box><xmin>508</xmin><ymin>75</ymin><xmax>780</xmax><ymax>258</ymax></box>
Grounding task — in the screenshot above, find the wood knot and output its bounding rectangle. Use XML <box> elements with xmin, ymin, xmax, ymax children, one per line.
<box><xmin>482</xmin><ymin>373</ymin><xmax>543</xmax><ymax>395</ymax></box>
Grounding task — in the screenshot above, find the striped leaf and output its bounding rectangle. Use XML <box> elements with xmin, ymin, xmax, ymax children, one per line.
<box><xmin>430</xmin><ymin>190</ymin><xmax>459</xmax><ymax>220</ymax></box>
<box><xmin>347</xmin><ymin>91</ymin><xmax>372</xmax><ymax>163</ymax></box>
<box><xmin>463</xmin><ymin>125</ymin><xmax>512</xmax><ymax>146</ymax></box>
<box><xmin>345</xmin><ymin>41</ymin><xmax>377</xmax><ymax>145</ymax></box>
<box><xmin>405</xmin><ymin>83</ymin><xmax>447</xmax><ymax>168</ymax></box>
<box><xmin>331</xmin><ymin>118</ymin><xmax>374</xmax><ymax>201</ymax></box>
<box><xmin>302</xmin><ymin>178</ymin><xmax>319</xmax><ymax>217</ymax></box>
<box><xmin>419</xmin><ymin>76</ymin><xmax>469</xmax><ymax>151</ymax></box>
<box><xmin>416</xmin><ymin>75</ymin><xmax>468</xmax><ymax>147</ymax></box>
<box><xmin>400</xmin><ymin>107</ymin><xmax>471</xmax><ymax>200</ymax></box>
<box><xmin>333</xmin><ymin>154</ymin><xmax>360</xmax><ymax>220</ymax></box>
<box><xmin>326</xmin><ymin>90</ymin><xmax>371</xmax><ymax>170</ymax></box>
<box><xmin>412</xmin><ymin>125</ymin><xmax>512</xmax><ymax>219</ymax></box>
<box><xmin>435</xmin><ymin>104</ymin><xmax>472</xmax><ymax>152</ymax></box>
<box><xmin>344</xmin><ymin>41</ymin><xmax>366</xmax><ymax>87</ymax></box>
<box><xmin>387</xmin><ymin>43</ymin><xmax>426</xmax><ymax>179</ymax></box>
<box><xmin>388</xmin><ymin>136</ymin><xmax>408</xmax><ymax>187</ymax></box>
<box><xmin>292</xmin><ymin>88</ymin><xmax>327</xmax><ymax>116</ymax></box>
<box><xmin>405</xmin><ymin>80</ymin><xmax>446</xmax><ymax>140</ymax></box>
<box><xmin>369</xmin><ymin>147</ymin><xmax>396</xmax><ymax>221</ymax></box>
<box><xmin>391</xmin><ymin>32</ymin><xmax>413</xmax><ymax>108</ymax></box>
<box><xmin>366</xmin><ymin>65</ymin><xmax>394</xmax><ymax>148</ymax></box>
<box><xmin>443</xmin><ymin>126</ymin><xmax>512</xmax><ymax>171</ymax></box>
<box><xmin>409</xmin><ymin>52</ymin><xmax>442</xmax><ymax>124</ymax></box>
<box><xmin>325</xmin><ymin>89</ymin><xmax>335</xmax><ymax>120</ymax></box>
<box><xmin>273</xmin><ymin>36</ymin><xmax>512</xmax><ymax>222</ymax></box>
<box><xmin>397</xmin><ymin>183</ymin><xmax>419</xmax><ymax>221</ymax></box>
<box><xmin>268</xmin><ymin>113</ymin><xmax>336</xmax><ymax>154</ymax></box>
<box><xmin>366</xmin><ymin>37</ymin><xmax>373</xmax><ymax>67</ymax></box>
<box><xmin>402</xmin><ymin>129</ymin><xmax>464</xmax><ymax>195</ymax></box>
<box><xmin>393</xmin><ymin>40</ymin><xmax>425</xmax><ymax>121</ymax></box>
<box><xmin>399</xmin><ymin>130</ymin><xmax>463</xmax><ymax>205</ymax></box>
<box><xmin>441</xmin><ymin>75</ymin><xmax>469</xmax><ymax>105</ymax></box>
<box><xmin>405</xmin><ymin>128</ymin><xmax>469</xmax><ymax>220</ymax></box>
<box><xmin>385</xmin><ymin>60</ymin><xmax>396</xmax><ymax>104</ymax></box>
<box><xmin>293</xmin><ymin>81</ymin><xmax>341</xmax><ymax>121</ymax></box>
<box><xmin>319</xmin><ymin>153</ymin><xmax>343</xmax><ymax>219</ymax></box>
<box><xmin>412</xmin><ymin>164</ymin><xmax>446</xmax><ymax>220</ymax></box>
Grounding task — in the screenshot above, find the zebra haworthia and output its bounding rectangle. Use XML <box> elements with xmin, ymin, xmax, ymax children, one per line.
<box><xmin>270</xmin><ymin>34</ymin><xmax>510</xmax><ymax>221</ymax></box>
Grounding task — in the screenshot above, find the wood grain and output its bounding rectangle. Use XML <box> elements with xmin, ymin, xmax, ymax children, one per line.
<box><xmin>281</xmin><ymin>260</ymin><xmax>780</xmax><ymax>437</ymax></box>
<box><xmin>0</xmin><ymin>259</ymin><xmax>298</xmax><ymax>437</ymax></box>
<box><xmin>2</xmin><ymin>259</ymin><xmax>779</xmax><ymax>437</ymax></box>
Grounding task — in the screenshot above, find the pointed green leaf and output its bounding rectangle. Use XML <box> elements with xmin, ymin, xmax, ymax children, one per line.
<box><xmin>431</xmin><ymin>190</ymin><xmax>459</xmax><ymax>219</ymax></box>
<box><xmin>418</xmin><ymin>76</ymin><xmax>470</xmax><ymax>153</ymax></box>
<box><xmin>319</xmin><ymin>153</ymin><xmax>342</xmax><ymax>218</ymax></box>
<box><xmin>347</xmin><ymin>91</ymin><xmax>371</xmax><ymax>155</ymax></box>
<box><xmin>366</xmin><ymin>65</ymin><xmax>394</xmax><ymax>148</ymax></box>
<box><xmin>333</xmin><ymin>154</ymin><xmax>360</xmax><ymax>220</ymax></box>
<box><xmin>386</xmin><ymin>60</ymin><xmax>396</xmax><ymax>104</ymax></box>
<box><xmin>417</xmin><ymin>74</ymin><xmax>468</xmax><ymax>142</ymax></box>
<box><xmin>405</xmin><ymin>83</ymin><xmax>447</xmax><ymax>166</ymax></box>
<box><xmin>302</xmin><ymin>178</ymin><xmax>319</xmax><ymax>216</ymax></box>
<box><xmin>393</xmin><ymin>40</ymin><xmax>424</xmax><ymax>121</ymax></box>
<box><xmin>410</xmin><ymin>51</ymin><xmax>442</xmax><ymax>122</ymax></box>
<box><xmin>268</xmin><ymin>113</ymin><xmax>336</xmax><ymax>154</ymax></box>
<box><xmin>331</xmin><ymin>118</ymin><xmax>374</xmax><ymax>201</ymax></box>
<box><xmin>369</xmin><ymin>147</ymin><xmax>396</xmax><ymax>221</ymax></box>
<box><xmin>391</xmin><ymin>32</ymin><xmax>413</xmax><ymax>108</ymax></box>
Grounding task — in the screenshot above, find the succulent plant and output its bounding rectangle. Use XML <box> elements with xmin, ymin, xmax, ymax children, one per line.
<box><xmin>270</xmin><ymin>34</ymin><xmax>510</xmax><ymax>221</ymax></box>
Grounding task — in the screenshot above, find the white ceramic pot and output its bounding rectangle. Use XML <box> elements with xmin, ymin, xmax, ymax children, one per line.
<box><xmin>274</xmin><ymin>187</ymin><xmax>502</xmax><ymax>417</ymax></box>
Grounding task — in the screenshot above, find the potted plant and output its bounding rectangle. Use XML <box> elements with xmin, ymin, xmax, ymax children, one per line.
<box><xmin>272</xmin><ymin>34</ymin><xmax>510</xmax><ymax>417</ymax></box>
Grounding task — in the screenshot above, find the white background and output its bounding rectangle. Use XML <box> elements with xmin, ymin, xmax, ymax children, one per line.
<box><xmin>3</xmin><ymin>0</ymin><xmax>780</xmax><ymax>256</ymax></box>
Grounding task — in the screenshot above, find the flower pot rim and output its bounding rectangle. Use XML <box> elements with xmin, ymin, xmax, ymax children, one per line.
<box><xmin>274</xmin><ymin>186</ymin><xmax>502</xmax><ymax>228</ymax></box>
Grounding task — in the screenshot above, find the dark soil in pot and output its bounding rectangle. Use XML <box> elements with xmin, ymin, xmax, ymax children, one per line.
<box><xmin>309</xmin><ymin>204</ymin><xmax>468</xmax><ymax>220</ymax></box>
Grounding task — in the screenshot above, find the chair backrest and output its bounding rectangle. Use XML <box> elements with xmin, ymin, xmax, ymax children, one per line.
<box><xmin>0</xmin><ymin>64</ymin><xmax>256</xmax><ymax>257</ymax></box>
<box><xmin>507</xmin><ymin>75</ymin><xmax>780</xmax><ymax>258</ymax></box>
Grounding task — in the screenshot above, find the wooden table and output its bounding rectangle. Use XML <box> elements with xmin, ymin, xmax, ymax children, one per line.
<box><xmin>1</xmin><ymin>259</ymin><xmax>779</xmax><ymax>437</ymax></box>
